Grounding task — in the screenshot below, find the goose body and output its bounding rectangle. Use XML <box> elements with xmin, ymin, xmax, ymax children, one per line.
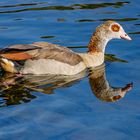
<box><xmin>0</xmin><ymin>21</ymin><xmax>131</xmax><ymax>75</ymax></box>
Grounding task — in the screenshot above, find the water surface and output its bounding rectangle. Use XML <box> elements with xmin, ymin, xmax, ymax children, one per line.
<box><xmin>0</xmin><ymin>0</ymin><xmax>140</xmax><ymax>140</ymax></box>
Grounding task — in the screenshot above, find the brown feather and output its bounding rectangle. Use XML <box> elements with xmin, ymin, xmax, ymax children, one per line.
<box><xmin>0</xmin><ymin>42</ymin><xmax>83</xmax><ymax>65</ymax></box>
<box><xmin>1</xmin><ymin>52</ymin><xmax>33</xmax><ymax>60</ymax></box>
<box><xmin>33</xmin><ymin>48</ymin><xmax>83</xmax><ymax>66</ymax></box>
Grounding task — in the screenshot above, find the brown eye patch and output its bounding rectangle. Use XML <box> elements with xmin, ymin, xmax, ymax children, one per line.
<box><xmin>111</xmin><ymin>24</ymin><xmax>120</xmax><ymax>32</ymax></box>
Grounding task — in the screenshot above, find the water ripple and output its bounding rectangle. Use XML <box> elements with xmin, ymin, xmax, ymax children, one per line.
<box><xmin>101</xmin><ymin>18</ymin><xmax>139</xmax><ymax>22</ymax></box>
<box><xmin>0</xmin><ymin>1</ymin><xmax>130</xmax><ymax>14</ymax></box>
<box><xmin>129</xmin><ymin>31</ymin><xmax>140</xmax><ymax>34</ymax></box>
<box><xmin>0</xmin><ymin>2</ymin><xmax>46</xmax><ymax>8</ymax></box>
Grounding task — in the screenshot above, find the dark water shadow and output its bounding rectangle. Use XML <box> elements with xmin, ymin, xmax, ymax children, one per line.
<box><xmin>101</xmin><ymin>18</ymin><xmax>139</xmax><ymax>22</ymax></box>
<box><xmin>0</xmin><ymin>1</ymin><xmax>130</xmax><ymax>14</ymax></box>
<box><xmin>76</xmin><ymin>19</ymin><xmax>96</xmax><ymax>23</ymax></box>
<box><xmin>0</xmin><ymin>2</ymin><xmax>46</xmax><ymax>8</ymax></box>
<box><xmin>41</xmin><ymin>36</ymin><xmax>55</xmax><ymax>39</ymax></box>
<box><xmin>129</xmin><ymin>31</ymin><xmax>140</xmax><ymax>34</ymax></box>
<box><xmin>76</xmin><ymin>18</ymin><xmax>139</xmax><ymax>23</ymax></box>
<box><xmin>0</xmin><ymin>63</ymin><xmax>133</xmax><ymax>107</ymax></box>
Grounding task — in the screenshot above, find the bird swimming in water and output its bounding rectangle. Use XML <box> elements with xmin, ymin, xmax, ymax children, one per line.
<box><xmin>0</xmin><ymin>20</ymin><xmax>131</xmax><ymax>75</ymax></box>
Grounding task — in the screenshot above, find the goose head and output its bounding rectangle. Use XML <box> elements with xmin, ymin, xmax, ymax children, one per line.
<box><xmin>99</xmin><ymin>20</ymin><xmax>131</xmax><ymax>40</ymax></box>
<box><xmin>88</xmin><ymin>20</ymin><xmax>132</xmax><ymax>53</ymax></box>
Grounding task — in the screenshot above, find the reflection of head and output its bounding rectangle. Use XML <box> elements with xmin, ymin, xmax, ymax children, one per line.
<box><xmin>89</xmin><ymin>65</ymin><xmax>133</xmax><ymax>102</ymax></box>
<box><xmin>97</xmin><ymin>83</ymin><xmax>133</xmax><ymax>102</ymax></box>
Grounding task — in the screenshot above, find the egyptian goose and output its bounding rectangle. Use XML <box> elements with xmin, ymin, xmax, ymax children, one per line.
<box><xmin>0</xmin><ymin>20</ymin><xmax>131</xmax><ymax>75</ymax></box>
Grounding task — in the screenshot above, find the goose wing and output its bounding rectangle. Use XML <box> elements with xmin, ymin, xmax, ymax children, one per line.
<box><xmin>0</xmin><ymin>42</ymin><xmax>83</xmax><ymax>66</ymax></box>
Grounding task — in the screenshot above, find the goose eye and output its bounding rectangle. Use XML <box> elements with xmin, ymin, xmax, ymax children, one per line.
<box><xmin>111</xmin><ymin>24</ymin><xmax>120</xmax><ymax>32</ymax></box>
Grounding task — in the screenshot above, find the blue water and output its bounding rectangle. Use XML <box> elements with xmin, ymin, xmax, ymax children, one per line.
<box><xmin>0</xmin><ymin>0</ymin><xmax>140</xmax><ymax>140</ymax></box>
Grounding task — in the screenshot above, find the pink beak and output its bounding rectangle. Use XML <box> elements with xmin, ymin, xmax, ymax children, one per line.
<box><xmin>120</xmin><ymin>33</ymin><xmax>132</xmax><ymax>41</ymax></box>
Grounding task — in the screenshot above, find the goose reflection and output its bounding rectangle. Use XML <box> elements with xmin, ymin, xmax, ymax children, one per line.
<box><xmin>0</xmin><ymin>65</ymin><xmax>133</xmax><ymax>106</ymax></box>
<box><xmin>88</xmin><ymin>65</ymin><xmax>133</xmax><ymax>102</ymax></box>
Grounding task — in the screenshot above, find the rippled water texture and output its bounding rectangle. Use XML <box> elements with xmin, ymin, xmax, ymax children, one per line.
<box><xmin>0</xmin><ymin>0</ymin><xmax>140</xmax><ymax>140</ymax></box>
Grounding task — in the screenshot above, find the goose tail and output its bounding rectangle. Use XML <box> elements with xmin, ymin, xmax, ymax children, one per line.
<box><xmin>0</xmin><ymin>57</ymin><xmax>17</xmax><ymax>73</ymax></box>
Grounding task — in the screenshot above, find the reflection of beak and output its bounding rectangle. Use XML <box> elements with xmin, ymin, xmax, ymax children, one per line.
<box><xmin>120</xmin><ymin>33</ymin><xmax>132</xmax><ymax>40</ymax></box>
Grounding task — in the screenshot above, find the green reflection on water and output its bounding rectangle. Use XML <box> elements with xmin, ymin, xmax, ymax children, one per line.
<box><xmin>0</xmin><ymin>1</ymin><xmax>130</xmax><ymax>14</ymax></box>
<box><xmin>105</xmin><ymin>54</ymin><xmax>128</xmax><ymax>63</ymax></box>
<box><xmin>73</xmin><ymin>2</ymin><xmax>129</xmax><ymax>9</ymax></box>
